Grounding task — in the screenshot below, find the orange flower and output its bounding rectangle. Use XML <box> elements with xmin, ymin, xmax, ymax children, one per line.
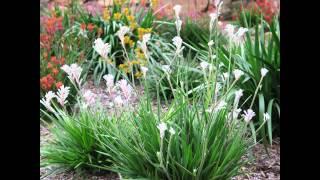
<box><xmin>47</xmin><ymin>62</ymin><xmax>53</xmax><ymax>69</ymax></box>
<box><xmin>51</xmin><ymin>56</ymin><xmax>60</xmax><ymax>65</ymax></box>
<box><xmin>55</xmin><ymin>81</ymin><xmax>63</xmax><ymax>89</ymax></box>
<box><xmin>52</xmin><ymin>68</ymin><xmax>59</xmax><ymax>76</ymax></box>
<box><xmin>40</xmin><ymin>74</ymin><xmax>55</xmax><ymax>91</ymax></box>
<box><xmin>80</xmin><ymin>23</ymin><xmax>86</xmax><ymax>30</ymax></box>
<box><xmin>60</xmin><ymin>57</ymin><xmax>65</xmax><ymax>65</ymax></box>
<box><xmin>87</xmin><ymin>23</ymin><xmax>95</xmax><ymax>32</ymax></box>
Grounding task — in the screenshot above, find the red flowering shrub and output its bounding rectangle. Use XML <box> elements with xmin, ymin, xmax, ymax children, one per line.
<box><xmin>234</xmin><ymin>0</ymin><xmax>279</xmax><ymax>26</ymax></box>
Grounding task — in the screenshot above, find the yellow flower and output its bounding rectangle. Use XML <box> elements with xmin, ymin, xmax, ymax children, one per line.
<box><xmin>103</xmin><ymin>9</ymin><xmax>110</xmax><ymax>21</ymax></box>
<box><xmin>129</xmin><ymin>40</ymin><xmax>134</xmax><ymax>47</ymax></box>
<box><xmin>131</xmin><ymin>60</ymin><xmax>140</xmax><ymax>65</ymax></box>
<box><xmin>135</xmin><ymin>71</ymin><xmax>143</xmax><ymax>78</ymax></box>
<box><xmin>113</xmin><ymin>13</ymin><xmax>122</xmax><ymax>21</ymax></box>
<box><xmin>123</xmin><ymin>8</ymin><xmax>130</xmax><ymax>16</ymax></box>
<box><xmin>114</xmin><ymin>0</ymin><xmax>121</xmax><ymax>5</ymax></box>
<box><xmin>137</xmin><ymin>27</ymin><xmax>152</xmax><ymax>40</ymax></box>
<box><xmin>129</xmin><ymin>22</ymin><xmax>137</xmax><ymax>30</ymax></box>
<box><xmin>127</xmin><ymin>15</ymin><xmax>135</xmax><ymax>22</ymax></box>
<box><xmin>151</xmin><ymin>0</ymin><xmax>158</xmax><ymax>8</ymax></box>
<box><xmin>124</xmin><ymin>36</ymin><xmax>131</xmax><ymax>44</ymax></box>
<box><xmin>119</xmin><ymin>63</ymin><xmax>131</xmax><ymax>73</ymax></box>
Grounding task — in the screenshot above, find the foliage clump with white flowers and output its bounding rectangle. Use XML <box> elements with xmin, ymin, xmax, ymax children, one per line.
<box><xmin>40</xmin><ymin>0</ymin><xmax>279</xmax><ymax>179</ymax></box>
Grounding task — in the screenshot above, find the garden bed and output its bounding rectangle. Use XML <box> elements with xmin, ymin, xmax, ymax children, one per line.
<box><xmin>40</xmin><ymin>0</ymin><xmax>280</xmax><ymax>179</ymax></box>
<box><xmin>41</xmin><ymin>125</ymin><xmax>280</xmax><ymax>179</ymax></box>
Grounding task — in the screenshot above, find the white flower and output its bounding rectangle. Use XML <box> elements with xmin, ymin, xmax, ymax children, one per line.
<box><xmin>233</xmin><ymin>27</ymin><xmax>248</xmax><ymax>45</ymax></box>
<box><xmin>193</xmin><ymin>169</ymin><xmax>197</xmax><ymax>174</ymax></box>
<box><xmin>228</xmin><ymin>108</ymin><xmax>242</xmax><ymax>119</ymax></box>
<box><xmin>40</xmin><ymin>91</ymin><xmax>56</xmax><ymax>112</ymax></box>
<box><xmin>261</xmin><ymin>68</ymin><xmax>269</xmax><ymax>77</ymax></box>
<box><xmin>172</xmin><ymin>36</ymin><xmax>183</xmax><ymax>54</ymax></box>
<box><xmin>208</xmin><ymin>40</ymin><xmax>214</xmax><ymax>47</ymax></box>
<box><xmin>215</xmin><ymin>83</ymin><xmax>222</xmax><ymax>94</ymax></box>
<box><xmin>264</xmin><ymin>112</ymin><xmax>271</xmax><ymax>122</ymax></box>
<box><xmin>200</xmin><ymin>61</ymin><xmax>209</xmax><ymax>70</ymax></box>
<box><xmin>61</xmin><ymin>64</ymin><xmax>82</xmax><ymax>87</ymax></box>
<box><xmin>141</xmin><ymin>66</ymin><xmax>148</xmax><ymax>78</ymax></box>
<box><xmin>143</xmin><ymin>33</ymin><xmax>151</xmax><ymax>44</ymax></box>
<box><xmin>114</xmin><ymin>95</ymin><xmax>124</xmax><ymax>107</ymax></box>
<box><xmin>217</xmin><ymin>1</ymin><xmax>223</xmax><ymax>15</ymax></box>
<box><xmin>233</xmin><ymin>69</ymin><xmax>244</xmax><ymax>80</ymax></box>
<box><xmin>234</xmin><ymin>89</ymin><xmax>244</xmax><ymax>104</ymax></box>
<box><xmin>225</xmin><ymin>26</ymin><xmax>248</xmax><ymax>45</ymax></box>
<box><xmin>175</xmin><ymin>19</ymin><xmax>182</xmax><ymax>34</ymax></box>
<box><xmin>139</xmin><ymin>33</ymin><xmax>151</xmax><ymax>56</ymax></box>
<box><xmin>157</xmin><ymin>122</ymin><xmax>167</xmax><ymax>138</ymax></box>
<box><xmin>214</xmin><ymin>0</ymin><xmax>221</xmax><ymax>7</ymax></box>
<box><xmin>169</xmin><ymin>127</ymin><xmax>176</xmax><ymax>135</ymax></box>
<box><xmin>209</xmin><ymin>13</ymin><xmax>218</xmax><ymax>31</ymax></box>
<box><xmin>242</xmin><ymin>109</ymin><xmax>256</xmax><ymax>123</ymax></box>
<box><xmin>45</xmin><ymin>91</ymin><xmax>56</xmax><ymax>102</ymax></box>
<box><xmin>83</xmin><ymin>90</ymin><xmax>97</xmax><ymax>106</ymax></box>
<box><xmin>162</xmin><ymin>65</ymin><xmax>171</xmax><ymax>74</ymax></box>
<box><xmin>156</xmin><ymin>151</ymin><xmax>161</xmax><ymax>160</ymax></box>
<box><xmin>116</xmin><ymin>79</ymin><xmax>134</xmax><ymax>101</ymax></box>
<box><xmin>56</xmin><ymin>85</ymin><xmax>70</xmax><ymax>106</ymax></box>
<box><xmin>233</xmin><ymin>108</ymin><xmax>242</xmax><ymax>119</ymax></box>
<box><xmin>223</xmin><ymin>72</ymin><xmax>229</xmax><ymax>81</ymax></box>
<box><xmin>173</xmin><ymin>4</ymin><xmax>182</xmax><ymax>19</ymax></box>
<box><xmin>116</xmin><ymin>26</ymin><xmax>130</xmax><ymax>45</ymax></box>
<box><xmin>225</xmin><ymin>24</ymin><xmax>235</xmax><ymax>37</ymax></box>
<box><xmin>235</xmin><ymin>27</ymin><xmax>249</xmax><ymax>38</ymax></box>
<box><xmin>93</xmin><ymin>38</ymin><xmax>111</xmax><ymax>59</ymax></box>
<box><xmin>78</xmin><ymin>29</ymin><xmax>88</xmax><ymax>38</ymax></box>
<box><xmin>216</xmin><ymin>100</ymin><xmax>227</xmax><ymax>111</ymax></box>
<box><xmin>103</xmin><ymin>74</ymin><xmax>115</xmax><ymax>89</ymax></box>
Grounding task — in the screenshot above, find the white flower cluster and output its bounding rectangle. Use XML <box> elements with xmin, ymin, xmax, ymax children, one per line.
<box><xmin>209</xmin><ymin>0</ymin><xmax>223</xmax><ymax>31</ymax></box>
<box><xmin>157</xmin><ymin>122</ymin><xmax>176</xmax><ymax>139</ymax></box>
<box><xmin>138</xmin><ymin>33</ymin><xmax>151</xmax><ymax>58</ymax></box>
<box><xmin>80</xmin><ymin>75</ymin><xmax>137</xmax><ymax>109</ymax></box>
<box><xmin>173</xmin><ymin>5</ymin><xmax>182</xmax><ymax>35</ymax></box>
<box><xmin>116</xmin><ymin>26</ymin><xmax>130</xmax><ymax>46</ymax></box>
<box><xmin>61</xmin><ymin>63</ymin><xmax>83</xmax><ymax>88</ymax></box>
<box><xmin>93</xmin><ymin>38</ymin><xmax>111</xmax><ymax>59</ymax></box>
<box><xmin>40</xmin><ymin>85</ymin><xmax>71</xmax><ymax>112</ymax></box>
<box><xmin>224</xmin><ymin>24</ymin><xmax>249</xmax><ymax>45</ymax></box>
<box><xmin>103</xmin><ymin>74</ymin><xmax>136</xmax><ymax>108</ymax></box>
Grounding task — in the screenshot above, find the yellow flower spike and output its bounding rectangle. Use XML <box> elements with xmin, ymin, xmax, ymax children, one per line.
<box><xmin>129</xmin><ymin>23</ymin><xmax>137</xmax><ymax>30</ymax></box>
<box><xmin>114</xmin><ymin>0</ymin><xmax>121</xmax><ymax>5</ymax></box>
<box><xmin>131</xmin><ymin>60</ymin><xmax>140</xmax><ymax>65</ymax></box>
<box><xmin>123</xmin><ymin>8</ymin><xmax>130</xmax><ymax>16</ymax></box>
<box><xmin>103</xmin><ymin>9</ymin><xmax>110</xmax><ymax>21</ymax></box>
<box><xmin>113</xmin><ymin>13</ymin><xmax>122</xmax><ymax>20</ymax></box>
<box><xmin>135</xmin><ymin>71</ymin><xmax>143</xmax><ymax>78</ymax></box>
<box><xmin>151</xmin><ymin>0</ymin><xmax>158</xmax><ymax>7</ymax></box>
<box><xmin>129</xmin><ymin>40</ymin><xmax>134</xmax><ymax>47</ymax></box>
<box><xmin>124</xmin><ymin>36</ymin><xmax>131</xmax><ymax>44</ymax></box>
<box><xmin>127</xmin><ymin>15</ymin><xmax>135</xmax><ymax>22</ymax></box>
<box><xmin>119</xmin><ymin>63</ymin><xmax>125</xmax><ymax>69</ymax></box>
<box><xmin>135</xmin><ymin>48</ymin><xmax>142</xmax><ymax>54</ymax></box>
